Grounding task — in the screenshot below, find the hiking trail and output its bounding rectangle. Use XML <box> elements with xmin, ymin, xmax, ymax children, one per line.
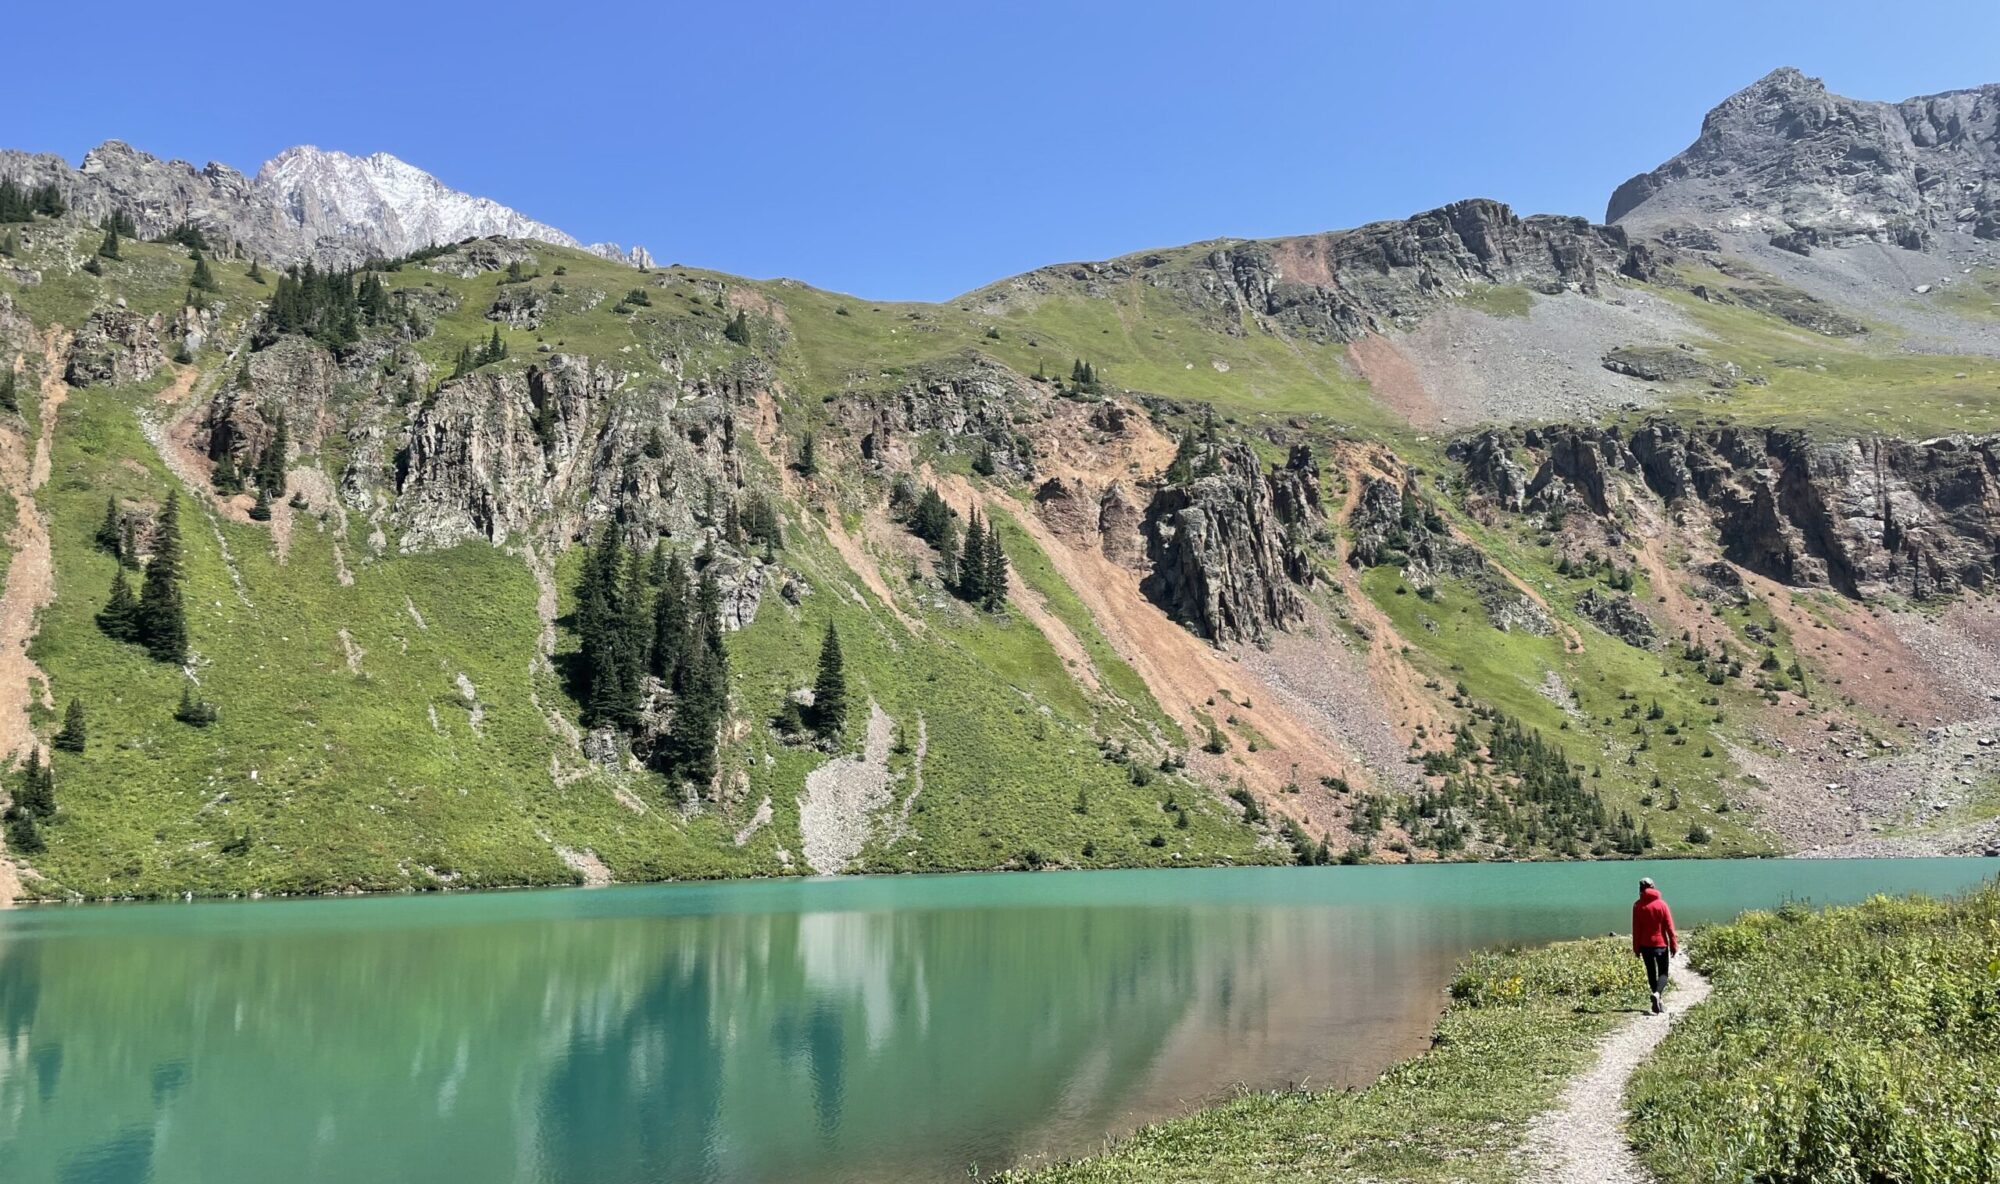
<box><xmin>1518</xmin><ymin>951</ymin><xmax>1710</xmax><ymax>1183</ymax></box>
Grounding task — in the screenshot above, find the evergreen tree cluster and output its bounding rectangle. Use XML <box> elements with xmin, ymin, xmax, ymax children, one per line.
<box><xmin>156</xmin><ymin>221</ymin><xmax>209</xmax><ymax>251</ymax></box>
<box><xmin>452</xmin><ymin>327</ymin><xmax>509</xmax><ymax>376</ymax></box>
<box><xmin>100</xmin><ymin>209</ymin><xmax>138</xmax><ymax>238</ymax></box>
<box><xmin>262</xmin><ymin>264</ymin><xmax>395</xmax><ymax>349</ymax></box>
<box><xmin>97</xmin><ymin>492</ymin><xmax>189</xmax><ymax>663</ymax></box>
<box><xmin>4</xmin><ymin>749</ymin><xmax>57</xmax><ymax>854</ymax></box>
<box><xmin>1397</xmin><ymin>708</ymin><xmax>1627</xmax><ymax>858</ymax></box>
<box><xmin>210</xmin><ymin>412</ymin><xmax>289</xmax><ymax>500</ymax></box>
<box><xmin>899</xmin><ymin>484</ymin><xmax>1006</xmax><ymax>609</ymax></box>
<box><xmin>1066</xmin><ymin>358</ymin><xmax>1103</xmax><ymax>395</ymax></box>
<box><xmin>573</xmin><ymin>530</ymin><xmax>731</xmax><ymax>787</ymax></box>
<box><xmin>0</xmin><ymin>179</ymin><xmax>65</xmax><ymax>221</ymax></box>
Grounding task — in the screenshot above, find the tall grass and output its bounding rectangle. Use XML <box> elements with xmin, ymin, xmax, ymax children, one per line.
<box><xmin>1629</xmin><ymin>883</ymin><xmax>2000</xmax><ymax>1184</ymax></box>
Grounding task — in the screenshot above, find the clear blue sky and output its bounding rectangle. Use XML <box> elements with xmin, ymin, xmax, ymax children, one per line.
<box><xmin>11</xmin><ymin>0</ymin><xmax>2000</xmax><ymax>300</ymax></box>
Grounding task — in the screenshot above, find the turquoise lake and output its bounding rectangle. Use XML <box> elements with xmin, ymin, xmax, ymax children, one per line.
<box><xmin>1</xmin><ymin>858</ymin><xmax>1994</xmax><ymax>1183</ymax></box>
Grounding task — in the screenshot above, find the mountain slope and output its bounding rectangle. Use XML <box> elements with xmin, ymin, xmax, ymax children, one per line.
<box><xmin>3</xmin><ymin>68</ymin><xmax>2000</xmax><ymax>900</ymax></box>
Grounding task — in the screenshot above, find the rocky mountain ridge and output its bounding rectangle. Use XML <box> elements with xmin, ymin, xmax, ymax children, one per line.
<box><xmin>0</xmin><ymin>140</ymin><xmax>651</xmax><ymax>268</ymax></box>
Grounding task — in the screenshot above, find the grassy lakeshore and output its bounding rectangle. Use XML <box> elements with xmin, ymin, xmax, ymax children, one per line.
<box><xmin>1009</xmin><ymin>937</ymin><xmax>1652</xmax><ymax>1183</ymax></box>
<box><xmin>1631</xmin><ymin>884</ymin><xmax>2000</xmax><ymax>1184</ymax></box>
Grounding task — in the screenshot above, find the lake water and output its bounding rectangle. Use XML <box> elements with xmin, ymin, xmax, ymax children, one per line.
<box><xmin>1</xmin><ymin>858</ymin><xmax>1993</xmax><ymax>1183</ymax></box>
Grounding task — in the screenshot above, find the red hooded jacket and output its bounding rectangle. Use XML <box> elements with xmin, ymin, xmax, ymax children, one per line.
<box><xmin>1632</xmin><ymin>886</ymin><xmax>1677</xmax><ymax>953</ymax></box>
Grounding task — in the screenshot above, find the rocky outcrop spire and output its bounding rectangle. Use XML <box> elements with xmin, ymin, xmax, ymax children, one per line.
<box><xmin>1139</xmin><ymin>442</ymin><xmax>1321</xmax><ymax>643</ymax></box>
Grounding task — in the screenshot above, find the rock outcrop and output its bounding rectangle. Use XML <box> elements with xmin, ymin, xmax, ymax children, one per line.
<box><xmin>846</xmin><ymin>355</ymin><xmax>1038</xmax><ymax>479</ymax></box>
<box><xmin>63</xmin><ymin>306</ymin><xmax>167</xmax><ymax>387</ymax></box>
<box><xmin>1610</xmin><ymin>67</ymin><xmax>2000</xmax><ymax>245</ymax></box>
<box><xmin>986</xmin><ymin>199</ymin><xmax>1654</xmax><ymax>342</ymax></box>
<box><xmin>1140</xmin><ymin>443</ymin><xmax>1320</xmax><ymax>643</ymax></box>
<box><xmin>0</xmin><ymin>140</ymin><xmax>649</xmax><ymax>269</ymax></box>
<box><xmin>1459</xmin><ymin>420</ymin><xmax>2000</xmax><ymax>601</ymax></box>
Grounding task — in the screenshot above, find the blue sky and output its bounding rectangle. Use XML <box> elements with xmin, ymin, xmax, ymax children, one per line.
<box><xmin>11</xmin><ymin>1</ymin><xmax>2000</xmax><ymax>299</ymax></box>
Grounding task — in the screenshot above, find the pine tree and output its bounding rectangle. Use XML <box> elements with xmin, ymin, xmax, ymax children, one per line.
<box><xmin>96</xmin><ymin>570</ymin><xmax>140</xmax><ymax>641</ymax></box>
<box><xmin>0</xmin><ymin>369</ymin><xmax>15</xmax><ymax>414</ymax></box>
<box><xmin>15</xmin><ymin>749</ymin><xmax>54</xmax><ymax>817</ymax></box>
<box><xmin>980</xmin><ymin>518</ymin><xmax>1009</xmax><ymax>612</ymax></box>
<box><xmin>189</xmin><ymin>250</ymin><xmax>218</xmax><ymax>292</ymax></box>
<box><xmin>174</xmin><ymin>684</ymin><xmax>218</xmax><ymax>727</ymax></box>
<box><xmin>32</xmin><ymin>184</ymin><xmax>65</xmax><ymax>218</ymax></box>
<box><xmin>97</xmin><ymin>227</ymin><xmax>121</xmax><ymax>260</ymax></box>
<box><xmin>257</xmin><ymin>414</ymin><xmax>289</xmax><ymax>495</ymax></box>
<box><xmin>957</xmin><ymin>508</ymin><xmax>987</xmax><ymax>602</ymax></box>
<box><xmin>616</xmin><ymin>545</ymin><xmax>652</xmax><ymax>724</ymax></box>
<box><xmin>248</xmin><ymin>486</ymin><xmax>272</xmax><ymax>521</ymax></box>
<box><xmin>664</xmin><ymin>569</ymin><xmax>729</xmax><ymax>788</ymax></box>
<box><xmin>52</xmin><ymin>699</ymin><xmax>86</xmax><ymax>753</ymax></box>
<box><xmin>482</xmin><ymin>325</ymin><xmax>507</xmax><ymax>364</ymax></box>
<box><xmin>137</xmin><ymin>492</ymin><xmax>187</xmax><ymax>664</ymax></box>
<box><xmin>651</xmin><ymin>551</ymin><xmax>689</xmax><ymax>683</ymax></box>
<box><xmin>797</xmin><ymin>433</ymin><xmax>817</xmax><ymax>477</ymax></box>
<box><xmin>812</xmin><ymin>621</ymin><xmax>847</xmax><ymax>738</ymax></box>
<box><xmin>247</xmin><ymin>258</ymin><xmax>265</xmax><ymax>284</ymax></box>
<box><xmin>95</xmin><ymin>497</ymin><xmax>122</xmax><ymax>556</ymax></box>
<box><xmin>723</xmin><ymin>309</ymin><xmax>750</xmax><ymax>344</ymax></box>
<box><xmin>574</xmin><ymin>525</ymin><xmax>626</xmax><ymax>726</ymax></box>
<box><xmin>212</xmin><ymin>448</ymin><xmax>241</xmax><ymax>494</ymax></box>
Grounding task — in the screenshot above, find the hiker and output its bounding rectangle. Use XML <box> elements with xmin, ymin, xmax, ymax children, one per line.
<box><xmin>1632</xmin><ymin>877</ymin><xmax>1677</xmax><ymax>1014</ymax></box>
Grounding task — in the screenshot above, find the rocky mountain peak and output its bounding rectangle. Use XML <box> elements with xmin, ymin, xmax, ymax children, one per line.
<box><xmin>254</xmin><ymin>145</ymin><xmax>584</xmax><ymax>256</ymax></box>
<box><xmin>1608</xmin><ymin>69</ymin><xmax>2000</xmax><ymax>246</ymax></box>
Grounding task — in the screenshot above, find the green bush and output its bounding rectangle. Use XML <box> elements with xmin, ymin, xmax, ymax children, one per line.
<box><xmin>1630</xmin><ymin>884</ymin><xmax>2000</xmax><ymax>1184</ymax></box>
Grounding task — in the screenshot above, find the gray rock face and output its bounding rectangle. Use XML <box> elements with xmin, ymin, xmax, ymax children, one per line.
<box><xmin>1610</xmin><ymin>67</ymin><xmax>2000</xmax><ymax>245</ymax></box>
<box><xmin>992</xmin><ymin>199</ymin><xmax>1648</xmax><ymax>343</ymax></box>
<box><xmin>1575</xmin><ymin>588</ymin><xmax>1657</xmax><ymax>649</ymax></box>
<box><xmin>0</xmin><ymin>140</ymin><xmax>650</xmax><ymax>269</ymax></box>
<box><xmin>1460</xmin><ymin>419</ymin><xmax>2000</xmax><ymax>601</ymax></box>
<box><xmin>202</xmin><ymin>336</ymin><xmax>340</xmax><ymax>466</ymax></box>
<box><xmin>846</xmin><ymin>355</ymin><xmax>1038</xmax><ymax>479</ymax></box>
<box><xmin>64</xmin><ymin>306</ymin><xmax>166</xmax><ymax>387</ymax></box>
<box><xmin>1140</xmin><ymin>443</ymin><xmax>1320</xmax><ymax>643</ymax></box>
<box><xmin>384</xmin><ymin>355</ymin><xmax>756</xmax><ymax>561</ymax></box>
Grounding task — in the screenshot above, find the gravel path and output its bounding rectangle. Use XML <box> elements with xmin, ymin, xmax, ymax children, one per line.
<box><xmin>1518</xmin><ymin>952</ymin><xmax>1711</xmax><ymax>1184</ymax></box>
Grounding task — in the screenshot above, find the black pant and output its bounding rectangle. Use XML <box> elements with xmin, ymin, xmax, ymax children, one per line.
<box><xmin>1640</xmin><ymin>947</ymin><xmax>1671</xmax><ymax>995</ymax></box>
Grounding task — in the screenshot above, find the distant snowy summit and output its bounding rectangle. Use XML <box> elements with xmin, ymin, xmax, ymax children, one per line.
<box><xmin>0</xmin><ymin>140</ymin><xmax>651</xmax><ymax>268</ymax></box>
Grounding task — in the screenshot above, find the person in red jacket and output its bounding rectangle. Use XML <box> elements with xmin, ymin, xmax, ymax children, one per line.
<box><xmin>1632</xmin><ymin>877</ymin><xmax>1678</xmax><ymax>1014</ymax></box>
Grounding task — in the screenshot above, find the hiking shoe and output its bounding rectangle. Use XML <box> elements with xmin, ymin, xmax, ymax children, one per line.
<box><xmin>1651</xmin><ymin>992</ymin><xmax>1664</xmax><ymax>1015</ymax></box>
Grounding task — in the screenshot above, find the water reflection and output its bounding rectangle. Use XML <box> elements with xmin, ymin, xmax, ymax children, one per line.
<box><xmin>0</xmin><ymin>859</ymin><xmax>1992</xmax><ymax>1184</ymax></box>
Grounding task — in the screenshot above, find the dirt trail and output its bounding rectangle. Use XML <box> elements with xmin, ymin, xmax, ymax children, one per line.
<box><xmin>0</xmin><ymin>328</ymin><xmax>72</xmax><ymax>905</ymax></box>
<box><xmin>1519</xmin><ymin>953</ymin><xmax>1711</xmax><ymax>1184</ymax></box>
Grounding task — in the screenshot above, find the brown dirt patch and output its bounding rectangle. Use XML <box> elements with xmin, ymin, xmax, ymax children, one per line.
<box><xmin>1348</xmin><ymin>334</ymin><xmax>1440</xmax><ymax>427</ymax></box>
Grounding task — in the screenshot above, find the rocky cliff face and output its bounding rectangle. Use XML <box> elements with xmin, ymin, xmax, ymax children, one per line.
<box><xmin>0</xmin><ymin>140</ymin><xmax>650</xmax><ymax>268</ymax></box>
<box><xmin>1139</xmin><ymin>442</ymin><xmax>1321</xmax><ymax>642</ymax></box>
<box><xmin>64</xmin><ymin>305</ymin><xmax>168</xmax><ymax>387</ymax></box>
<box><xmin>1458</xmin><ymin>421</ymin><xmax>2000</xmax><ymax>601</ymax></box>
<box><xmin>987</xmin><ymin>199</ymin><xmax>1655</xmax><ymax>342</ymax></box>
<box><xmin>1609</xmin><ymin>67</ymin><xmax>2000</xmax><ymax>246</ymax></box>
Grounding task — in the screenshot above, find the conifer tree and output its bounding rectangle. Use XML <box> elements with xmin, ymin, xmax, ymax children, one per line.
<box><xmin>484</xmin><ymin>325</ymin><xmax>507</xmax><ymax>364</ymax></box>
<box><xmin>97</xmin><ymin>227</ymin><xmax>121</xmax><ymax>260</ymax></box>
<box><xmin>651</xmin><ymin>551</ymin><xmax>689</xmax><ymax>683</ymax></box>
<box><xmin>15</xmin><ymin>749</ymin><xmax>53</xmax><ymax>817</ymax></box>
<box><xmin>32</xmin><ymin>184</ymin><xmax>64</xmax><ymax>218</ymax></box>
<box><xmin>723</xmin><ymin>309</ymin><xmax>750</xmax><ymax>344</ymax></box>
<box><xmin>257</xmin><ymin>414</ymin><xmax>289</xmax><ymax>495</ymax></box>
<box><xmin>174</xmin><ymin>684</ymin><xmax>218</xmax><ymax>727</ymax></box>
<box><xmin>957</xmin><ymin>508</ymin><xmax>987</xmax><ymax>602</ymax></box>
<box><xmin>189</xmin><ymin>249</ymin><xmax>218</xmax><ymax>292</ymax></box>
<box><xmin>0</xmin><ymin>369</ymin><xmax>15</xmax><ymax>414</ymax></box>
<box><xmin>52</xmin><ymin>699</ymin><xmax>86</xmax><ymax>753</ymax></box>
<box><xmin>96</xmin><ymin>570</ymin><xmax>140</xmax><ymax>641</ymax></box>
<box><xmin>212</xmin><ymin>448</ymin><xmax>241</xmax><ymax>494</ymax></box>
<box><xmin>981</xmin><ymin>518</ymin><xmax>1009</xmax><ymax>611</ymax></box>
<box><xmin>247</xmin><ymin>258</ymin><xmax>265</xmax><ymax>284</ymax></box>
<box><xmin>95</xmin><ymin>497</ymin><xmax>122</xmax><ymax>556</ymax></box>
<box><xmin>664</xmin><ymin>569</ymin><xmax>729</xmax><ymax>787</ymax></box>
<box><xmin>797</xmin><ymin>433</ymin><xmax>817</xmax><ymax>477</ymax></box>
<box><xmin>248</xmin><ymin>486</ymin><xmax>272</xmax><ymax>521</ymax></box>
<box><xmin>138</xmin><ymin>492</ymin><xmax>188</xmax><ymax>663</ymax></box>
<box><xmin>812</xmin><ymin>621</ymin><xmax>847</xmax><ymax>739</ymax></box>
